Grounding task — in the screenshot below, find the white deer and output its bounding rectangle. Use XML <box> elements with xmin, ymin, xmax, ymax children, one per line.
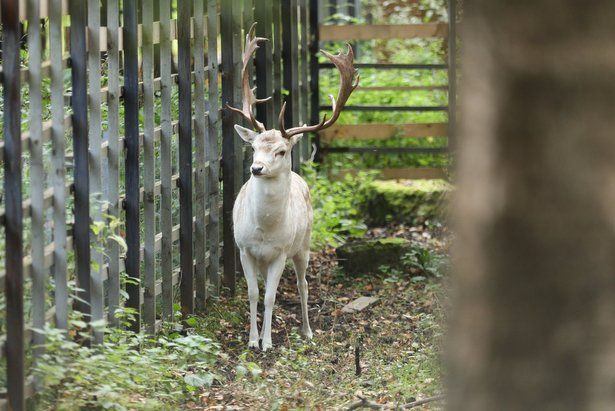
<box><xmin>228</xmin><ymin>24</ymin><xmax>358</xmax><ymax>351</ymax></box>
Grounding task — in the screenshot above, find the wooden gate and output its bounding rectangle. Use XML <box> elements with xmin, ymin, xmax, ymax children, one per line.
<box><xmin>310</xmin><ymin>0</ymin><xmax>457</xmax><ymax>180</ymax></box>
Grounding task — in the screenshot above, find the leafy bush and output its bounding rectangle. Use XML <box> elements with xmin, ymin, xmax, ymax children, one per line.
<box><xmin>302</xmin><ymin>163</ymin><xmax>374</xmax><ymax>249</ymax></box>
<box><xmin>33</xmin><ymin>316</ymin><xmax>223</xmax><ymax>410</ymax></box>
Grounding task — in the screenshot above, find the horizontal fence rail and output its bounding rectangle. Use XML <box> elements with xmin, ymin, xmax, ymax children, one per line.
<box><xmin>319</xmin><ymin>23</ymin><xmax>449</xmax><ymax>41</ymax></box>
<box><xmin>0</xmin><ymin>0</ymin><xmax>313</xmax><ymax>408</ymax></box>
<box><xmin>313</xmin><ymin>1</ymin><xmax>456</xmax><ymax>180</ymax></box>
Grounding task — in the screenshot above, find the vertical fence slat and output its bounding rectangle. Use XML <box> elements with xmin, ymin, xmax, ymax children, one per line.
<box><xmin>221</xmin><ymin>0</ymin><xmax>237</xmax><ymax>294</ymax></box>
<box><xmin>123</xmin><ymin>0</ymin><xmax>141</xmax><ymax>332</ymax></box>
<box><xmin>272</xmin><ymin>0</ymin><xmax>282</xmax><ymax>117</ymax></box>
<box><xmin>255</xmin><ymin>0</ymin><xmax>274</xmax><ymax>129</ymax></box>
<box><xmin>206</xmin><ymin>0</ymin><xmax>221</xmax><ymax>296</ymax></box>
<box><xmin>3</xmin><ymin>1</ymin><xmax>25</xmax><ymax>408</ymax></box>
<box><xmin>178</xmin><ymin>0</ymin><xmax>194</xmax><ymax>315</ymax></box>
<box><xmin>106</xmin><ymin>0</ymin><xmax>121</xmax><ymax>326</ymax></box>
<box><xmin>88</xmin><ymin>0</ymin><xmax>104</xmax><ymax>344</ymax></box>
<box><xmin>70</xmin><ymin>0</ymin><xmax>92</xmax><ymax>326</ymax></box>
<box><xmin>194</xmin><ymin>0</ymin><xmax>207</xmax><ymax>312</ymax></box>
<box><xmin>282</xmin><ymin>0</ymin><xmax>300</xmax><ymax>172</ymax></box>
<box><xmin>142</xmin><ymin>0</ymin><xmax>156</xmax><ymax>333</ymax></box>
<box><xmin>448</xmin><ymin>0</ymin><xmax>457</xmax><ymax>151</ymax></box>
<box><xmin>28</xmin><ymin>0</ymin><xmax>45</xmax><ymax>358</ymax></box>
<box><xmin>50</xmin><ymin>0</ymin><xmax>68</xmax><ymax>331</ymax></box>
<box><xmin>299</xmin><ymin>0</ymin><xmax>310</xmax><ymax>161</ymax></box>
<box><xmin>242</xmin><ymin>0</ymin><xmax>254</xmax><ymax>183</ymax></box>
<box><xmin>159</xmin><ymin>0</ymin><xmax>174</xmax><ymax>321</ymax></box>
<box><xmin>309</xmin><ymin>0</ymin><xmax>321</xmax><ymax>162</ymax></box>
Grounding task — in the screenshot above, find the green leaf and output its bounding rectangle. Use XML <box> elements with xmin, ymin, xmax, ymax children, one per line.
<box><xmin>183</xmin><ymin>373</ymin><xmax>214</xmax><ymax>388</ymax></box>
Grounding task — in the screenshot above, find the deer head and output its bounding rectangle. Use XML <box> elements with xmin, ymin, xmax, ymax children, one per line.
<box><xmin>228</xmin><ymin>23</ymin><xmax>359</xmax><ymax>178</ymax></box>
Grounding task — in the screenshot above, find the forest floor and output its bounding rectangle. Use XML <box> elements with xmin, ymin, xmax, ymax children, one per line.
<box><xmin>187</xmin><ymin>223</ymin><xmax>449</xmax><ymax>410</ymax></box>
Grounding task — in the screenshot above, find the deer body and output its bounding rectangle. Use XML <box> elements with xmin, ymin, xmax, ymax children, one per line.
<box><xmin>228</xmin><ymin>24</ymin><xmax>358</xmax><ymax>351</ymax></box>
<box><xmin>233</xmin><ymin>139</ymin><xmax>313</xmax><ymax>350</ymax></box>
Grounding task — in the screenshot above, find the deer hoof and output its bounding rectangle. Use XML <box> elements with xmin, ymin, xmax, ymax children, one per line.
<box><xmin>248</xmin><ymin>340</ymin><xmax>259</xmax><ymax>349</ymax></box>
<box><xmin>261</xmin><ymin>340</ymin><xmax>273</xmax><ymax>352</ymax></box>
<box><xmin>302</xmin><ymin>328</ymin><xmax>313</xmax><ymax>340</ymax></box>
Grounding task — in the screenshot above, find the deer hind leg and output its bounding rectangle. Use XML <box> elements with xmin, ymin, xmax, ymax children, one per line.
<box><xmin>261</xmin><ymin>254</ymin><xmax>286</xmax><ymax>351</ymax></box>
<box><xmin>240</xmin><ymin>251</ymin><xmax>260</xmax><ymax>349</ymax></box>
<box><xmin>293</xmin><ymin>251</ymin><xmax>313</xmax><ymax>340</ymax></box>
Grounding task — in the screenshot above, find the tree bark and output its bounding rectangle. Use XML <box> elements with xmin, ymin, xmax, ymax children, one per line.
<box><xmin>449</xmin><ymin>1</ymin><xmax>615</xmax><ymax>410</ymax></box>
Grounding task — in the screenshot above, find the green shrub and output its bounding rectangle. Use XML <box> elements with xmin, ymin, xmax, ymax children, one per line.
<box><xmin>33</xmin><ymin>316</ymin><xmax>222</xmax><ymax>410</ymax></box>
<box><xmin>302</xmin><ymin>163</ymin><xmax>374</xmax><ymax>249</ymax></box>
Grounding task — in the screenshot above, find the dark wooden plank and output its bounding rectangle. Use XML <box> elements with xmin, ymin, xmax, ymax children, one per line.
<box><xmin>194</xmin><ymin>0</ymin><xmax>207</xmax><ymax>312</ymax></box>
<box><xmin>255</xmin><ymin>1</ymin><xmax>274</xmax><ymax>129</ymax></box>
<box><xmin>320</xmin><ymin>123</ymin><xmax>448</xmax><ymax>141</ymax></box>
<box><xmin>27</xmin><ymin>0</ymin><xmax>46</xmax><ymax>357</ymax></box>
<box><xmin>178</xmin><ymin>0</ymin><xmax>194</xmax><ymax>315</ymax></box>
<box><xmin>221</xmin><ymin>0</ymin><xmax>240</xmax><ymax>294</ymax></box>
<box><xmin>2</xmin><ymin>0</ymin><xmax>25</xmax><ymax>408</ymax></box>
<box><xmin>282</xmin><ymin>0</ymin><xmax>300</xmax><ymax>172</ymax></box>
<box><xmin>448</xmin><ymin>0</ymin><xmax>457</xmax><ymax>152</ymax></box>
<box><xmin>142</xmin><ymin>0</ymin><xmax>157</xmax><ymax>333</ymax></box>
<box><xmin>159</xmin><ymin>0</ymin><xmax>174</xmax><ymax>320</ymax></box>
<box><xmin>206</xmin><ymin>0</ymin><xmax>221</xmax><ymax>296</ymax></box>
<box><xmin>299</xmin><ymin>0</ymin><xmax>310</xmax><ymax>161</ymax></box>
<box><xmin>319</xmin><ymin>23</ymin><xmax>449</xmax><ymax>41</ymax></box>
<box><xmin>70</xmin><ymin>0</ymin><xmax>92</xmax><ymax>328</ymax></box>
<box><xmin>50</xmin><ymin>0</ymin><xmax>68</xmax><ymax>332</ymax></box>
<box><xmin>106</xmin><ymin>0</ymin><xmax>121</xmax><ymax>327</ymax></box>
<box><xmin>123</xmin><ymin>0</ymin><xmax>141</xmax><ymax>332</ymax></box>
<box><xmin>271</xmin><ymin>0</ymin><xmax>282</xmax><ymax>116</ymax></box>
<box><xmin>88</xmin><ymin>0</ymin><xmax>104</xmax><ymax>344</ymax></box>
<box><xmin>309</xmin><ymin>0</ymin><xmax>320</xmax><ymax>162</ymax></box>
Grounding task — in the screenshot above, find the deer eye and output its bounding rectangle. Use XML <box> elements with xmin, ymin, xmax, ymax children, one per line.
<box><xmin>276</xmin><ymin>150</ymin><xmax>286</xmax><ymax>157</ymax></box>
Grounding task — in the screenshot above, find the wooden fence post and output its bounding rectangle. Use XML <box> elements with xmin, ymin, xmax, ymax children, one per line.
<box><xmin>255</xmin><ymin>0</ymin><xmax>274</xmax><ymax>129</ymax></box>
<box><xmin>194</xmin><ymin>0</ymin><xmax>208</xmax><ymax>312</ymax></box>
<box><xmin>142</xmin><ymin>0</ymin><xmax>157</xmax><ymax>332</ymax></box>
<box><xmin>447</xmin><ymin>0</ymin><xmax>457</xmax><ymax>153</ymax></box>
<box><xmin>159</xmin><ymin>0</ymin><xmax>174</xmax><ymax>321</ymax></box>
<box><xmin>2</xmin><ymin>0</ymin><xmax>25</xmax><ymax>408</ymax></box>
<box><xmin>272</xmin><ymin>0</ymin><xmax>283</xmax><ymax>118</ymax></box>
<box><xmin>70</xmin><ymin>0</ymin><xmax>93</xmax><ymax>329</ymax></box>
<box><xmin>221</xmin><ymin>0</ymin><xmax>241</xmax><ymax>294</ymax></box>
<box><xmin>309</xmin><ymin>0</ymin><xmax>321</xmax><ymax>162</ymax></box>
<box><xmin>88</xmin><ymin>0</ymin><xmax>104</xmax><ymax>344</ymax></box>
<box><xmin>28</xmin><ymin>0</ymin><xmax>45</xmax><ymax>357</ymax></box>
<box><xmin>207</xmin><ymin>0</ymin><xmax>222</xmax><ymax>296</ymax></box>
<box><xmin>50</xmin><ymin>0</ymin><xmax>69</xmax><ymax>331</ymax></box>
<box><xmin>123</xmin><ymin>0</ymin><xmax>141</xmax><ymax>332</ymax></box>
<box><xmin>178</xmin><ymin>0</ymin><xmax>195</xmax><ymax>316</ymax></box>
<box><xmin>282</xmin><ymin>0</ymin><xmax>300</xmax><ymax>172</ymax></box>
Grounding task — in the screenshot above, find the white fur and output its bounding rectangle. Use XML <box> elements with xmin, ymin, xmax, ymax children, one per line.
<box><xmin>233</xmin><ymin>125</ymin><xmax>313</xmax><ymax>351</ymax></box>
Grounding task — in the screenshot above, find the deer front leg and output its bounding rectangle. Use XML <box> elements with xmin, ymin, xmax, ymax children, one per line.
<box><xmin>293</xmin><ymin>251</ymin><xmax>313</xmax><ymax>340</ymax></box>
<box><xmin>261</xmin><ymin>254</ymin><xmax>286</xmax><ymax>351</ymax></box>
<box><xmin>239</xmin><ymin>251</ymin><xmax>260</xmax><ymax>349</ymax></box>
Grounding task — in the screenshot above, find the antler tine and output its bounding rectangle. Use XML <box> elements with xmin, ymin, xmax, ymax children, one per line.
<box><xmin>226</xmin><ymin>22</ymin><xmax>272</xmax><ymax>133</ymax></box>
<box><xmin>280</xmin><ymin>44</ymin><xmax>359</xmax><ymax>139</ymax></box>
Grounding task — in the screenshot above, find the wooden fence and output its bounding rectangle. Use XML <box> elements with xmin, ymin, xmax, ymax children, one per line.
<box><xmin>0</xmin><ymin>0</ymin><xmax>313</xmax><ymax>408</ymax></box>
<box><xmin>314</xmin><ymin>1</ymin><xmax>457</xmax><ymax>180</ymax></box>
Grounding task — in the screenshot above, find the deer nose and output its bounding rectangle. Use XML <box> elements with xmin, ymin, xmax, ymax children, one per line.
<box><xmin>251</xmin><ymin>165</ymin><xmax>264</xmax><ymax>176</ymax></box>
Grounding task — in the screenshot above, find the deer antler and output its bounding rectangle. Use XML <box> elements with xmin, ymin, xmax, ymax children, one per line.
<box><xmin>226</xmin><ymin>23</ymin><xmax>271</xmax><ymax>133</ymax></box>
<box><xmin>279</xmin><ymin>44</ymin><xmax>359</xmax><ymax>139</ymax></box>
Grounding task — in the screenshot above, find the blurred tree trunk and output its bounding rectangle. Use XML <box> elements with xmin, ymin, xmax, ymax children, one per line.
<box><xmin>449</xmin><ymin>1</ymin><xmax>615</xmax><ymax>410</ymax></box>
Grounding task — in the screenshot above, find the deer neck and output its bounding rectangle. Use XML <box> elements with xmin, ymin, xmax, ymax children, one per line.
<box><xmin>249</xmin><ymin>170</ymin><xmax>291</xmax><ymax>227</ymax></box>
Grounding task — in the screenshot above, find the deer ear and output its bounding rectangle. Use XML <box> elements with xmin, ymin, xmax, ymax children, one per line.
<box><xmin>290</xmin><ymin>133</ymin><xmax>304</xmax><ymax>146</ymax></box>
<box><xmin>234</xmin><ymin>124</ymin><xmax>259</xmax><ymax>143</ymax></box>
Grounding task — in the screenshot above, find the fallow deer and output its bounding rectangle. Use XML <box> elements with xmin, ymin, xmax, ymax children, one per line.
<box><xmin>228</xmin><ymin>24</ymin><xmax>358</xmax><ymax>351</ymax></box>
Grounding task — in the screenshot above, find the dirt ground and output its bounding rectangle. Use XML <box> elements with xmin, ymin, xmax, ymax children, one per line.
<box><xmin>189</xmin><ymin>224</ymin><xmax>447</xmax><ymax>410</ymax></box>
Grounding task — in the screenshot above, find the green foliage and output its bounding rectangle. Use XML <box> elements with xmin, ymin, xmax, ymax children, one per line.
<box><xmin>302</xmin><ymin>163</ymin><xmax>374</xmax><ymax>249</ymax></box>
<box><xmin>33</xmin><ymin>318</ymin><xmax>222</xmax><ymax>410</ymax></box>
